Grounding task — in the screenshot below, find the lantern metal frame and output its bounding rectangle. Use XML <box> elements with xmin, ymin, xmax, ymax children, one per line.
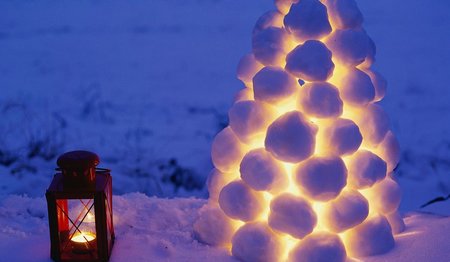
<box><xmin>46</xmin><ymin>168</ymin><xmax>115</xmax><ymax>262</ymax></box>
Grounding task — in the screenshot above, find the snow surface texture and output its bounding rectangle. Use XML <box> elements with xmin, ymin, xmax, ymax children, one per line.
<box><xmin>197</xmin><ymin>0</ymin><xmax>409</xmax><ymax>260</ymax></box>
<box><xmin>1</xmin><ymin>194</ymin><xmax>450</xmax><ymax>262</ymax></box>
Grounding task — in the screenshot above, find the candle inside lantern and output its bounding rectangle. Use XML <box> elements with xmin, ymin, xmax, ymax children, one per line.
<box><xmin>71</xmin><ymin>232</ymin><xmax>96</xmax><ymax>253</ymax></box>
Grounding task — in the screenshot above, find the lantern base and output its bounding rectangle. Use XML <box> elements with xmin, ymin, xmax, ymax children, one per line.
<box><xmin>71</xmin><ymin>240</ymin><xmax>97</xmax><ymax>255</ymax></box>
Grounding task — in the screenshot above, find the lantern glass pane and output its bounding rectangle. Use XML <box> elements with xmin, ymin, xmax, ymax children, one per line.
<box><xmin>56</xmin><ymin>198</ymin><xmax>98</xmax><ymax>260</ymax></box>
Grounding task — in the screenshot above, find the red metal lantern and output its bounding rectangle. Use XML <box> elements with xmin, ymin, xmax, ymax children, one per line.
<box><xmin>46</xmin><ymin>151</ymin><xmax>115</xmax><ymax>262</ymax></box>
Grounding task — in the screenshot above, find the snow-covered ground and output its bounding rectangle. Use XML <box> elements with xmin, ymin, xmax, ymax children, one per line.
<box><xmin>1</xmin><ymin>0</ymin><xmax>450</xmax><ymax>260</ymax></box>
<box><xmin>1</xmin><ymin>193</ymin><xmax>449</xmax><ymax>262</ymax></box>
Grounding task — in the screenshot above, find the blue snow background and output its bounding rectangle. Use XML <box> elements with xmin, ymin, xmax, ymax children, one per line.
<box><xmin>0</xmin><ymin>0</ymin><xmax>449</xmax><ymax>213</ymax></box>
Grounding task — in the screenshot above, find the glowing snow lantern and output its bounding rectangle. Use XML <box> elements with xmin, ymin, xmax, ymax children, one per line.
<box><xmin>195</xmin><ymin>0</ymin><xmax>404</xmax><ymax>261</ymax></box>
<box><xmin>46</xmin><ymin>151</ymin><xmax>115</xmax><ymax>262</ymax></box>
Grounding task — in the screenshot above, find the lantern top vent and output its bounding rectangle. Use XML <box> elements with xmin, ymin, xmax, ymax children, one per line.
<box><xmin>57</xmin><ymin>150</ymin><xmax>100</xmax><ymax>170</ymax></box>
<box><xmin>57</xmin><ymin>150</ymin><xmax>100</xmax><ymax>189</ymax></box>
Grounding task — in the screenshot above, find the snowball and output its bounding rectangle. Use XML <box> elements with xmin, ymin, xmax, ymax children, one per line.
<box><xmin>236</xmin><ymin>54</ymin><xmax>264</xmax><ymax>87</ymax></box>
<box><xmin>324</xmin><ymin>0</ymin><xmax>363</xmax><ymax>29</ymax></box>
<box><xmin>365</xmin><ymin>69</ymin><xmax>387</xmax><ymax>102</ymax></box>
<box><xmin>325</xmin><ymin>29</ymin><xmax>374</xmax><ymax>66</ymax></box>
<box><xmin>338</xmin><ymin>68</ymin><xmax>375</xmax><ymax>106</ymax></box>
<box><xmin>344</xmin><ymin>215</ymin><xmax>394</xmax><ymax>257</ymax></box>
<box><xmin>206</xmin><ymin>168</ymin><xmax>239</xmax><ymax>202</ymax></box>
<box><xmin>193</xmin><ymin>205</ymin><xmax>236</xmax><ymax>246</ymax></box>
<box><xmin>233</xmin><ymin>87</ymin><xmax>254</xmax><ymax>102</ymax></box>
<box><xmin>298</xmin><ymin>82</ymin><xmax>343</xmax><ymax>118</ymax></box>
<box><xmin>268</xmin><ymin>193</ymin><xmax>317</xmax><ymax>239</ymax></box>
<box><xmin>252</xmin><ymin>27</ymin><xmax>289</xmax><ymax>66</ymax></box>
<box><xmin>386</xmin><ymin>211</ymin><xmax>405</xmax><ymax>234</ymax></box>
<box><xmin>323</xmin><ymin>190</ymin><xmax>369</xmax><ymax>233</ymax></box>
<box><xmin>284</xmin><ymin>0</ymin><xmax>332</xmax><ymax>42</ymax></box>
<box><xmin>231</xmin><ymin>222</ymin><xmax>282</xmax><ymax>262</ymax></box>
<box><xmin>275</xmin><ymin>0</ymin><xmax>299</xmax><ymax>15</ymax></box>
<box><xmin>375</xmin><ymin>131</ymin><xmax>401</xmax><ymax>172</ymax></box>
<box><xmin>353</xmin><ymin>103</ymin><xmax>390</xmax><ymax>145</ymax></box>
<box><xmin>218</xmin><ymin>180</ymin><xmax>264</xmax><ymax>222</ymax></box>
<box><xmin>265</xmin><ymin>111</ymin><xmax>317</xmax><ymax>163</ymax></box>
<box><xmin>321</xmin><ymin>118</ymin><xmax>362</xmax><ymax>156</ymax></box>
<box><xmin>285</xmin><ymin>40</ymin><xmax>334</xmax><ymax>82</ymax></box>
<box><xmin>211</xmin><ymin>127</ymin><xmax>246</xmax><ymax>173</ymax></box>
<box><xmin>288</xmin><ymin>232</ymin><xmax>347</xmax><ymax>262</ymax></box>
<box><xmin>362</xmin><ymin>178</ymin><xmax>402</xmax><ymax>215</ymax></box>
<box><xmin>240</xmin><ymin>148</ymin><xmax>288</xmax><ymax>193</ymax></box>
<box><xmin>253</xmin><ymin>67</ymin><xmax>299</xmax><ymax>105</ymax></box>
<box><xmin>346</xmin><ymin>150</ymin><xmax>387</xmax><ymax>189</ymax></box>
<box><xmin>295</xmin><ymin>156</ymin><xmax>347</xmax><ymax>201</ymax></box>
<box><xmin>253</xmin><ymin>11</ymin><xmax>284</xmax><ymax>36</ymax></box>
<box><xmin>228</xmin><ymin>100</ymin><xmax>276</xmax><ymax>144</ymax></box>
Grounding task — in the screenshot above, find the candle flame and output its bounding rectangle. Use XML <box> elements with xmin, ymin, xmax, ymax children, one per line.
<box><xmin>71</xmin><ymin>232</ymin><xmax>96</xmax><ymax>243</ymax></box>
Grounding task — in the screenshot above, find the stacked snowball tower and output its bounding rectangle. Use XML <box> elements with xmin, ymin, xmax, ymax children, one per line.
<box><xmin>194</xmin><ymin>0</ymin><xmax>404</xmax><ymax>261</ymax></box>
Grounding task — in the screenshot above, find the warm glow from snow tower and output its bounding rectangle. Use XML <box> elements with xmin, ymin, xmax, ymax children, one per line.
<box><xmin>194</xmin><ymin>0</ymin><xmax>404</xmax><ymax>261</ymax></box>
